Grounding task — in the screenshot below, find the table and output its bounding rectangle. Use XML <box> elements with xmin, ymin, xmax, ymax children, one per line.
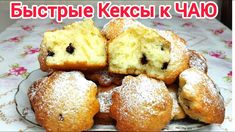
<box><xmin>0</xmin><ymin>17</ymin><xmax>232</xmax><ymax>131</ymax></box>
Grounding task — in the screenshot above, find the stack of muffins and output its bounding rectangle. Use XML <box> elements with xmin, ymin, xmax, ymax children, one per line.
<box><xmin>28</xmin><ymin>19</ymin><xmax>225</xmax><ymax>131</ymax></box>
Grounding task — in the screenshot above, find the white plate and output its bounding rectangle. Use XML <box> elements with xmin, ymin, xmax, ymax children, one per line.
<box><xmin>15</xmin><ymin>69</ymin><xmax>208</xmax><ymax>131</ymax></box>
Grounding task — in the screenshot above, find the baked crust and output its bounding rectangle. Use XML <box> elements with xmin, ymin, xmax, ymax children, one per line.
<box><xmin>94</xmin><ymin>85</ymin><xmax>117</xmax><ymax>125</ymax></box>
<box><xmin>38</xmin><ymin>19</ymin><xmax>107</xmax><ymax>71</ymax></box>
<box><xmin>178</xmin><ymin>68</ymin><xmax>225</xmax><ymax>124</ymax></box>
<box><xmin>38</xmin><ymin>53</ymin><xmax>50</xmax><ymax>72</ymax></box>
<box><xmin>167</xmin><ymin>84</ymin><xmax>186</xmax><ymax>120</ymax></box>
<box><xmin>102</xmin><ymin>18</ymin><xmax>142</xmax><ymax>40</ymax></box>
<box><xmin>28</xmin><ymin>78</ymin><xmax>47</xmax><ymax>107</ymax></box>
<box><xmin>28</xmin><ymin>71</ymin><xmax>99</xmax><ymax>131</ymax></box>
<box><xmin>157</xmin><ymin>30</ymin><xmax>189</xmax><ymax>84</ymax></box>
<box><xmin>84</xmin><ymin>68</ymin><xmax>124</xmax><ymax>87</ymax></box>
<box><xmin>188</xmin><ymin>50</ymin><xmax>208</xmax><ymax>73</ymax></box>
<box><xmin>110</xmin><ymin>74</ymin><xmax>172</xmax><ymax>131</ymax></box>
<box><xmin>103</xmin><ymin>18</ymin><xmax>189</xmax><ymax>85</ymax></box>
<box><xmin>33</xmin><ymin>18</ymin><xmax>224</xmax><ymax>131</ymax></box>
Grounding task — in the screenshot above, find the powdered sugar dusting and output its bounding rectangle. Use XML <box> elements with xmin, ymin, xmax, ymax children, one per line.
<box><xmin>157</xmin><ymin>30</ymin><xmax>188</xmax><ymax>68</ymax></box>
<box><xmin>28</xmin><ymin>77</ymin><xmax>48</xmax><ymax>102</ymax></box>
<box><xmin>114</xmin><ymin>74</ymin><xmax>171</xmax><ymax>120</ymax></box>
<box><xmin>34</xmin><ymin>71</ymin><xmax>97</xmax><ymax>116</ymax></box>
<box><xmin>169</xmin><ymin>90</ymin><xmax>181</xmax><ymax>118</ymax></box>
<box><xmin>180</xmin><ymin>68</ymin><xmax>224</xmax><ymax>110</ymax></box>
<box><xmin>189</xmin><ymin>50</ymin><xmax>207</xmax><ymax>73</ymax></box>
<box><xmin>180</xmin><ymin>68</ymin><xmax>218</xmax><ymax>96</ymax></box>
<box><xmin>121</xmin><ymin>19</ymin><xmax>143</xmax><ymax>31</ymax></box>
<box><xmin>102</xmin><ymin>18</ymin><xmax>144</xmax><ymax>33</ymax></box>
<box><xmin>97</xmin><ymin>89</ymin><xmax>115</xmax><ymax>113</ymax></box>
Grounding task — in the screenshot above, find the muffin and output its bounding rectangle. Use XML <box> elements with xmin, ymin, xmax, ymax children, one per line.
<box><xmin>39</xmin><ymin>19</ymin><xmax>107</xmax><ymax>71</ymax></box>
<box><xmin>110</xmin><ymin>74</ymin><xmax>172</xmax><ymax>131</ymax></box>
<box><xmin>178</xmin><ymin>68</ymin><xmax>225</xmax><ymax>124</ymax></box>
<box><xmin>102</xmin><ymin>18</ymin><xmax>142</xmax><ymax>40</ymax></box>
<box><xmin>188</xmin><ymin>50</ymin><xmax>208</xmax><ymax>73</ymax></box>
<box><xmin>104</xmin><ymin>18</ymin><xmax>189</xmax><ymax>84</ymax></box>
<box><xmin>168</xmin><ymin>84</ymin><xmax>186</xmax><ymax>120</ymax></box>
<box><xmin>28</xmin><ymin>71</ymin><xmax>99</xmax><ymax>131</ymax></box>
<box><xmin>28</xmin><ymin>78</ymin><xmax>47</xmax><ymax>107</ymax></box>
<box><xmin>94</xmin><ymin>85</ymin><xmax>117</xmax><ymax>125</ymax></box>
<box><xmin>157</xmin><ymin>30</ymin><xmax>189</xmax><ymax>84</ymax></box>
<box><xmin>84</xmin><ymin>68</ymin><xmax>124</xmax><ymax>87</ymax></box>
<box><xmin>108</xmin><ymin>25</ymin><xmax>171</xmax><ymax>81</ymax></box>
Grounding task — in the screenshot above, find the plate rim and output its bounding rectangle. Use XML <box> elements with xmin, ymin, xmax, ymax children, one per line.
<box><xmin>14</xmin><ymin>69</ymin><xmax>42</xmax><ymax>127</ymax></box>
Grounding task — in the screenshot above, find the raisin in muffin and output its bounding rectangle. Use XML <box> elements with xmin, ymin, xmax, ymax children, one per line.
<box><xmin>39</xmin><ymin>19</ymin><xmax>107</xmax><ymax>71</ymax></box>
<box><xmin>157</xmin><ymin>30</ymin><xmax>189</xmax><ymax>84</ymax></box>
<box><xmin>168</xmin><ymin>84</ymin><xmax>186</xmax><ymax>120</ymax></box>
<box><xmin>110</xmin><ymin>74</ymin><xmax>172</xmax><ymax>131</ymax></box>
<box><xmin>178</xmin><ymin>68</ymin><xmax>225</xmax><ymax>124</ymax></box>
<box><xmin>108</xmin><ymin>25</ymin><xmax>171</xmax><ymax>82</ymax></box>
<box><xmin>104</xmin><ymin>18</ymin><xmax>189</xmax><ymax>84</ymax></box>
<box><xmin>28</xmin><ymin>71</ymin><xmax>99</xmax><ymax>131</ymax></box>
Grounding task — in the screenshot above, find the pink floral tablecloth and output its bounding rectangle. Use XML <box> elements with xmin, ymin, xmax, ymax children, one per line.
<box><xmin>0</xmin><ymin>16</ymin><xmax>232</xmax><ymax>131</ymax></box>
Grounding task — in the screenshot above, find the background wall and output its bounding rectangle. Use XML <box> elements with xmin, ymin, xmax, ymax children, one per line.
<box><xmin>0</xmin><ymin>1</ymin><xmax>16</xmax><ymax>32</ymax></box>
<box><xmin>221</xmin><ymin>0</ymin><xmax>232</xmax><ymax>29</ymax></box>
<box><xmin>0</xmin><ymin>0</ymin><xmax>229</xmax><ymax>33</ymax></box>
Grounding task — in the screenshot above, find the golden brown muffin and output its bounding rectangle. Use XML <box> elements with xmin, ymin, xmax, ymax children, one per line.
<box><xmin>157</xmin><ymin>30</ymin><xmax>189</xmax><ymax>84</ymax></box>
<box><xmin>102</xmin><ymin>18</ymin><xmax>143</xmax><ymax>40</ymax></box>
<box><xmin>94</xmin><ymin>85</ymin><xmax>117</xmax><ymax>125</ymax></box>
<box><xmin>28</xmin><ymin>78</ymin><xmax>47</xmax><ymax>107</ymax></box>
<box><xmin>39</xmin><ymin>19</ymin><xmax>107</xmax><ymax>71</ymax></box>
<box><xmin>110</xmin><ymin>74</ymin><xmax>173</xmax><ymax>131</ymax></box>
<box><xmin>178</xmin><ymin>68</ymin><xmax>225</xmax><ymax>124</ymax></box>
<box><xmin>104</xmin><ymin>18</ymin><xmax>189</xmax><ymax>84</ymax></box>
<box><xmin>188</xmin><ymin>50</ymin><xmax>208</xmax><ymax>73</ymax></box>
<box><xmin>28</xmin><ymin>71</ymin><xmax>99</xmax><ymax>131</ymax></box>
<box><xmin>38</xmin><ymin>53</ymin><xmax>50</xmax><ymax>72</ymax></box>
<box><xmin>108</xmin><ymin>25</ymin><xmax>171</xmax><ymax>82</ymax></box>
<box><xmin>167</xmin><ymin>84</ymin><xmax>186</xmax><ymax>120</ymax></box>
<box><xmin>84</xmin><ymin>68</ymin><xmax>124</xmax><ymax>87</ymax></box>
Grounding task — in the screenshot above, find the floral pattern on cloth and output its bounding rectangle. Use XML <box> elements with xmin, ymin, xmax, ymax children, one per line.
<box><xmin>48</xmin><ymin>19</ymin><xmax>64</xmax><ymax>25</ymax></box>
<box><xmin>224</xmin><ymin>40</ymin><xmax>232</xmax><ymax>48</ymax></box>
<box><xmin>0</xmin><ymin>64</ymin><xmax>29</xmax><ymax>78</ymax></box>
<box><xmin>21</xmin><ymin>46</ymin><xmax>40</xmax><ymax>57</ymax></box>
<box><xmin>152</xmin><ymin>21</ymin><xmax>168</xmax><ymax>27</ymax></box>
<box><xmin>0</xmin><ymin>36</ymin><xmax>24</xmax><ymax>43</ymax></box>
<box><xmin>182</xmin><ymin>22</ymin><xmax>196</xmax><ymax>28</ymax></box>
<box><xmin>223</xmin><ymin>71</ymin><xmax>232</xmax><ymax>83</ymax></box>
<box><xmin>21</xmin><ymin>25</ymin><xmax>35</xmax><ymax>31</ymax></box>
<box><xmin>202</xmin><ymin>50</ymin><xmax>231</xmax><ymax>62</ymax></box>
<box><xmin>0</xmin><ymin>16</ymin><xmax>232</xmax><ymax>131</ymax></box>
<box><xmin>209</xmin><ymin>28</ymin><xmax>225</xmax><ymax>35</ymax></box>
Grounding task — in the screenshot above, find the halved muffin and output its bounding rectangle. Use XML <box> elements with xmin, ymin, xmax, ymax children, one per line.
<box><xmin>39</xmin><ymin>19</ymin><xmax>107</xmax><ymax>71</ymax></box>
<box><xmin>104</xmin><ymin>18</ymin><xmax>189</xmax><ymax>84</ymax></box>
<box><xmin>108</xmin><ymin>25</ymin><xmax>171</xmax><ymax>81</ymax></box>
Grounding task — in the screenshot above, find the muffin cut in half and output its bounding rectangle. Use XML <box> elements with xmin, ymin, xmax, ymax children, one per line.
<box><xmin>104</xmin><ymin>19</ymin><xmax>189</xmax><ymax>84</ymax></box>
<box><xmin>108</xmin><ymin>25</ymin><xmax>171</xmax><ymax>79</ymax></box>
<box><xmin>39</xmin><ymin>19</ymin><xmax>107</xmax><ymax>71</ymax></box>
